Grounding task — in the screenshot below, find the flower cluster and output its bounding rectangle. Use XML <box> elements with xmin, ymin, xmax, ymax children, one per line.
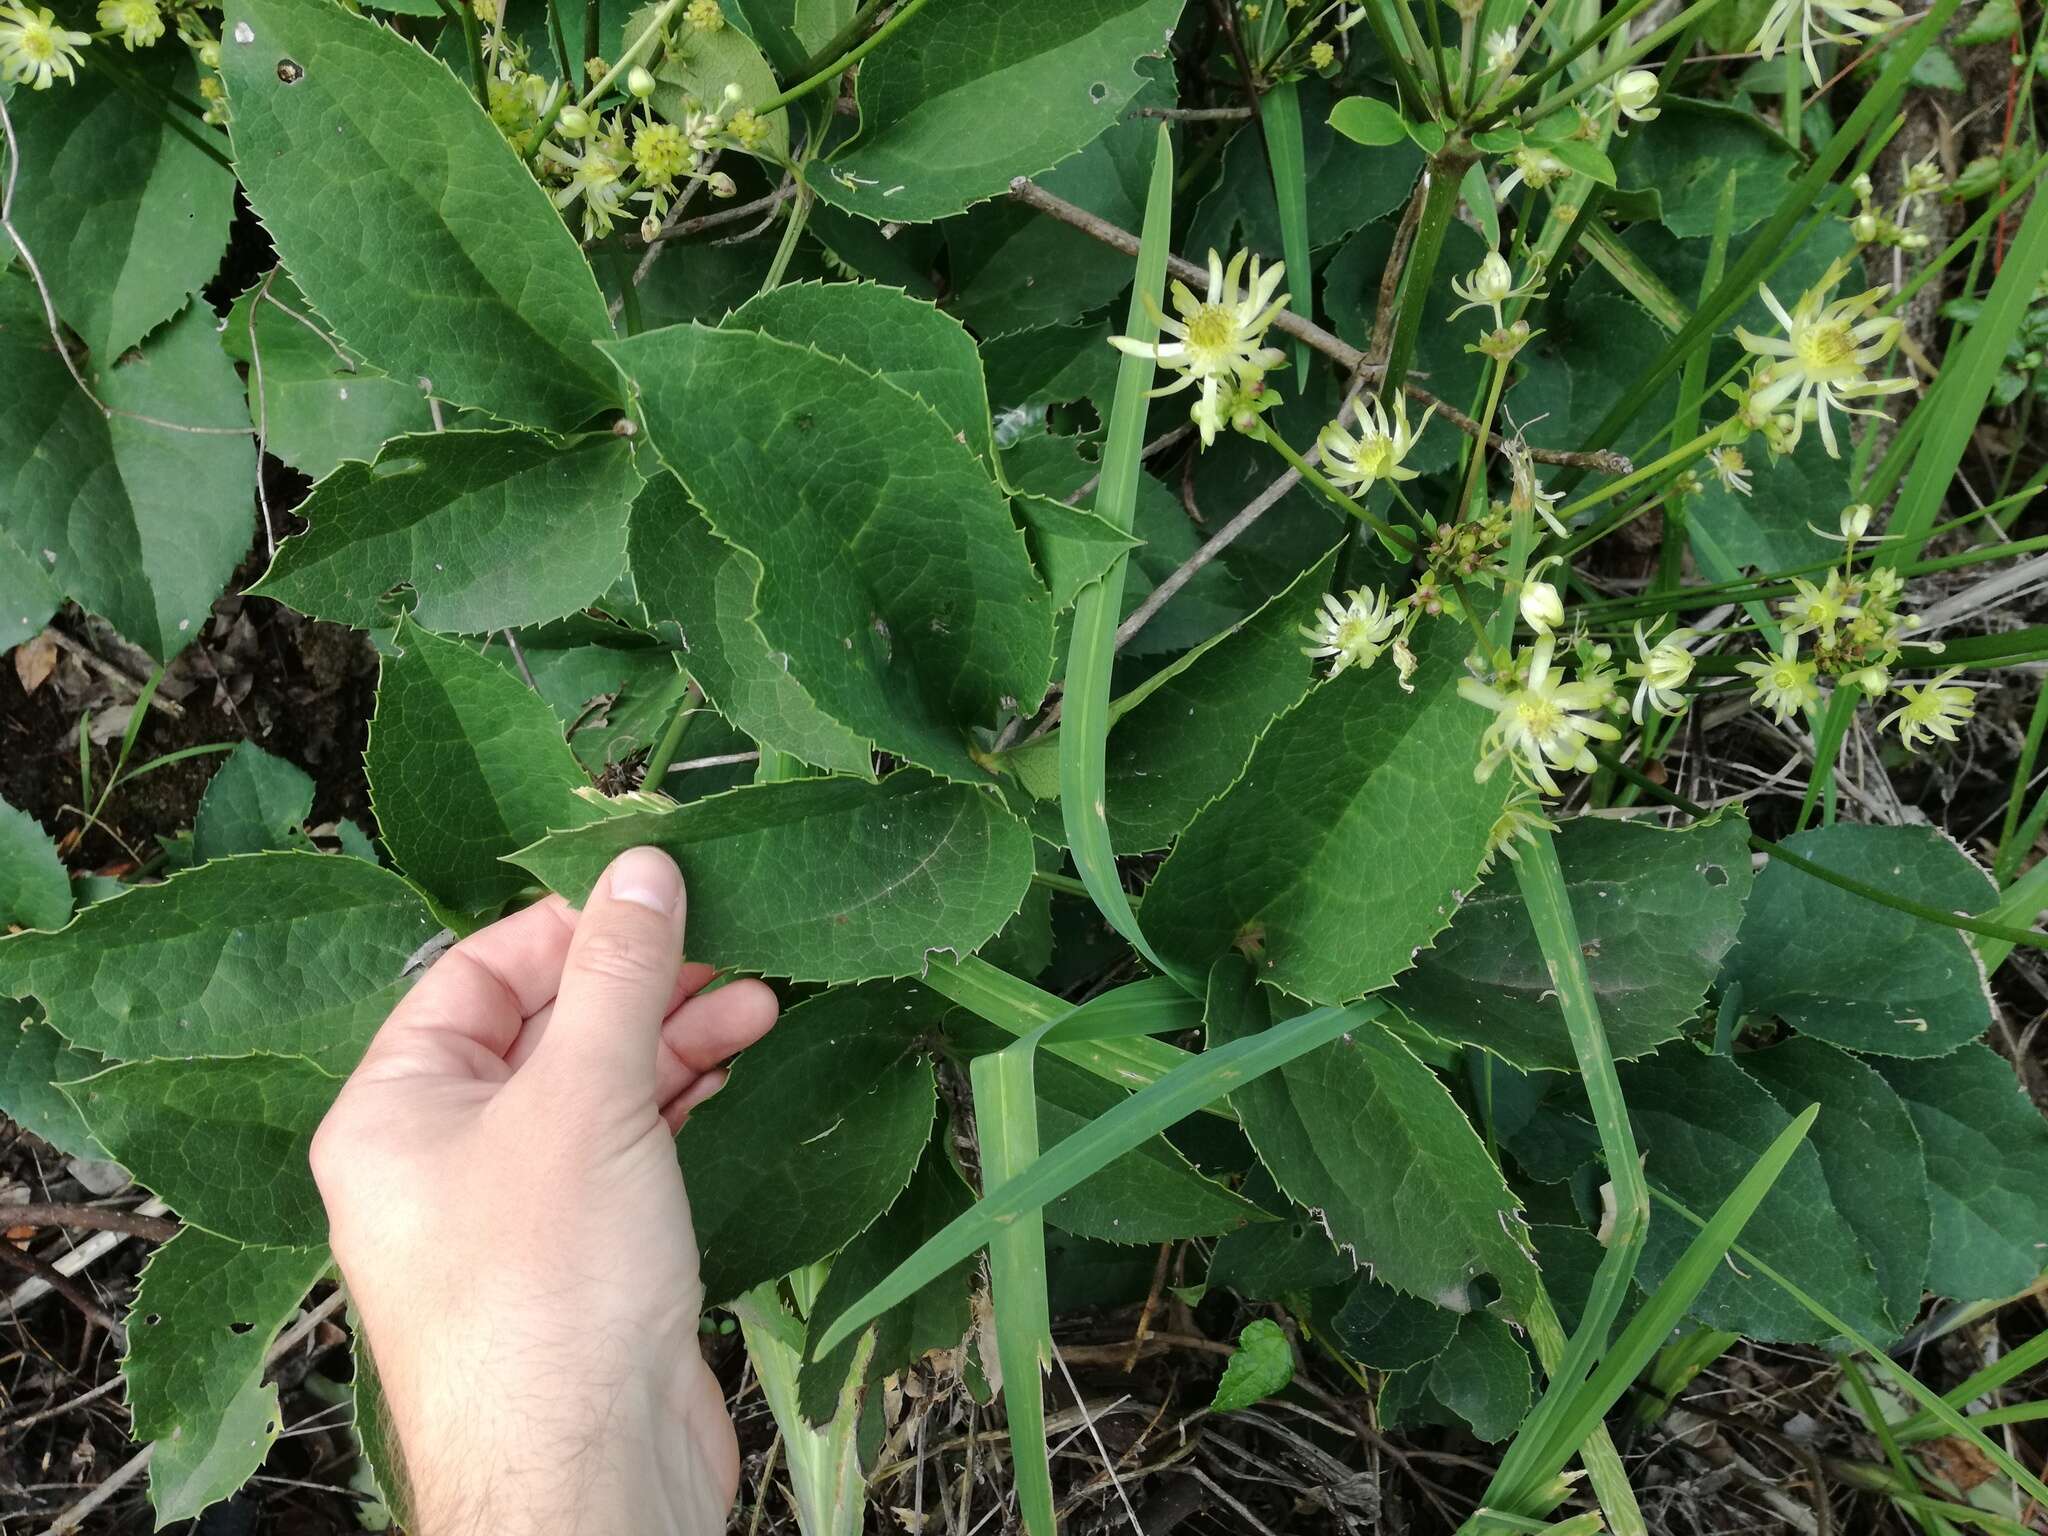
<box><xmin>1733</xmin><ymin>504</ymin><xmax>1978</xmax><ymax>749</ymax></box>
<box><xmin>1845</xmin><ymin>160</ymin><xmax>1943</xmax><ymax>252</ymax></box>
<box><xmin>539</xmin><ymin>80</ymin><xmax>746</xmax><ymax>241</ymax></box>
<box><xmin>3</xmin><ymin>0</ymin><xmax>230</xmax><ymax>115</ymax></box>
<box><xmin>1109</xmin><ymin>249</ymin><xmax>1290</xmax><ymax>447</ymax></box>
<box><xmin>1730</xmin><ymin>256</ymin><xmax>1911</xmax><ymax>458</ymax></box>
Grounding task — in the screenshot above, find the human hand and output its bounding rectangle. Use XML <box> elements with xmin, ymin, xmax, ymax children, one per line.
<box><xmin>311</xmin><ymin>847</ymin><xmax>779</xmax><ymax>1536</ymax></box>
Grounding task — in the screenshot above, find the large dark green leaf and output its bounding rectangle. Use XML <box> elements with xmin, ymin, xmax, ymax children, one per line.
<box><xmin>7</xmin><ymin>55</ymin><xmax>235</xmax><ymax>361</ymax></box>
<box><xmin>605</xmin><ymin>321</ymin><xmax>1054</xmax><ymax>781</ymax></box>
<box><xmin>679</xmin><ymin>985</ymin><xmax>938</xmax><ymax>1303</ymax></box>
<box><xmin>0</xmin><ymin>795</ymin><xmax>70</xmax><ymax>932</ymax></box>
<box><xmin>510</xmin><ymin>772</ymin><xmax>1034</xmax><ymax>981</ymax></box>
<box><xmin>1878</xmin><ymin>1045</ymin><xmax>2048</xmax><ymax>1304</ymax></box>
<box><xmin>0</xmin><ymin>293</ymin><xmax>254</xmax><ymax>661</ymax></box>
<box><xmin>0</xmin><ymin>1007</ymin><xmax>107</xmax><ymax>1161</ymax></box>
<box><xmin>0</xmin><ymin>852</ymin><xmax>436</xmax><ymax>1070</ymax></box>
<box><xmin>220</xmin><ymin>0</ymin><xmax>619</xmax><ymax>429</ymax></box>
<box><xmin>254</xmin><ymin>431</ymin><xmax>640</xmax><ymax>634</ymax></box>
<box><xmin>1723</xmin><ymin>824</ymin><xmax>1997</xmax><ymax>1057</ymax></box>
<box><xmin>1400</xmin><ymin>814</ymin><xmax>1753</xmax><ymax>1072</ymax></box>
<box><xmin>809</xmin><ymin>0</ymin><xmax>1184</xmax><ymax>223</ymax></box>
<box><xmin>1611</xmin><ymin>97</ymin><xmax>1797</xmax><ymax>238</ymax></box>
<box><xmin>192</xmin><ymin>743</ymin><xmax>317</xmax><ymax>862</ymax></box>
<box><xmin>368</xmin><ymin>618</ymin><xmax>598</xmax><ymax>912</ymax></box>
<box><xmin>1146</xmin><ymin>624</ymin><xmax>1503</xmax><ymax>1003</ymax></box>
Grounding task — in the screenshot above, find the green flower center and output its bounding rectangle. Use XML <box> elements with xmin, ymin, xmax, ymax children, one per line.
<box><xmin>1184</xmin><ymin>304</ymin><xmax>1237</xmax><ymax>357</ymax></box>
<box><xmin>1795</xmin><ymin>319</ymin><xmax>1858</xmax><ymax>375</ymax></box>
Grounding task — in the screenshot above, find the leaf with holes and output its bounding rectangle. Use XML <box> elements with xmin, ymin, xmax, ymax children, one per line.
<box><xmin>127</xmin><ymin>1230</ymin><xmax>331</xmax><ymax>1525</ymax></box>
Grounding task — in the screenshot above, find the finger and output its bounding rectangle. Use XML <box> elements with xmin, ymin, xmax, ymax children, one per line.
<box><xmin>650</xmin><ymin>978</ymin><xmax>780</xmax><ymax>1105</ymax></box>
<box><xmin>358</xmin><ymin>897</ymin><xmax>579</xmax><ymax>1080</ymax></box>
<box><xmin>660</xmin><ymin>1067</ymin><xmax>728</xmax><ymax>1134</ymax></box>
<box><xmin>504</xmin><ymin>961</ymin><xmax>717</xmax><ymax>1074</ymax></box>
<box><xmin>528</xmin><ymin>846</ymin><xmax>686</xmax><ymax>1100</ymax></box>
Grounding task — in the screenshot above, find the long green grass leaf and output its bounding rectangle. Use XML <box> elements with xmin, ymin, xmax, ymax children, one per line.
<box><xmin>1258</xmin><ymin>80</ymin><xmax>1312</xmax><ymax>388</ymax></box>
<box><xmin>811</xmin><ymin>997</ymin><xmax>1384</xmax><ymax>1356</ymax></box>
<box><xmin>1884</xmin><ymin>175</ymin><xmax>2048</xmax><ymax>563</ymax></box>
<box><xmin>1062</xmin><ymin>123</ymin><xmax>1191</xmax><ymax>989</ymax></box>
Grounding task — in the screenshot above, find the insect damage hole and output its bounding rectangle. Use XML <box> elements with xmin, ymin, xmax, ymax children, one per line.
<box><xmin>1088</xmin><ymin>80</ymin><xmax>1109</xmax><ymax>102</ymax></box>
<box><xmin>276</xmin><ymin>57</ymin><xmax>304</xmax><ymax>82</ymax></box>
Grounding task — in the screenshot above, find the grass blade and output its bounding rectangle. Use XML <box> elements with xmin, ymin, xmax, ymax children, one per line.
<box><xmin>1258</xmin><ymin>80</ymin><xmax>1312</xmax><ymax>389</ymax></box>
<box><xmin>811</xmin><ymin>996</ymin><xmax>1385</xmax><ymax>1356</ymax></box>
<box><xmin>1884</xmin><ymin>172</ymin><xmax>2048</xmax><ymax>564</ymax></box>
<box><xmin>1062</xmin><ymin>122</ymin><xmax>1191</xmax><ymax>989</ymax></box>
<box><xmin>970</xmin><ymin>1047</ymin><xmax>1056</xmax><ymax>1536</ymax></box>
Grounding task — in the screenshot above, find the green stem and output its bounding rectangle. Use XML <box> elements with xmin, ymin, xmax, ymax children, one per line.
<box><xmin>1794</xmin><ymin>682</ymin><xmax>1858</xmax><ymax>832</ymax></box>
<box><xmin>1254</xmin><ymin>425</ymin><xmax>1420</xmax><ymax>553</ymax></box>
<box><xmin>1996</xmin><ymin>682</ymin><xmax>2048</xmax><ymax>883</ymax></box>
<box><xmin>639</xmin><ymin>685</ymin><xmax>700</xmax><ymax>783</ymax></box>
<box><xmin>1555</xmin><ymin>422</ymin><xmax>1728</xmax><ymax>530</ymax></box>
<box><xmin>756</xmin><ymin>0</ymin><xmax>933</xmax><ymax>113</ymax></box>
<box><xmin>436</xmin><ymin>0</ymin><xmax>490</xmax><ymax>110</ymax></box>
<box><xmin>1458</xmin><ymin>355</ymin><xmax>1512</xmax><ymax>522</ymax></box>
<box><xmin>797</xmin><ymin>0</ymin><xmax>890</xmax><ymax>77</ymax></box>
<box><xmin>1380</xmin><ymin>150</ymin><xmax>1473</xmax><ymax>395</ymax></box>
<box><xmin>1782</xmin><ymin>38</ymin><xmax>1803</xmax><ymax>151</ymax></box>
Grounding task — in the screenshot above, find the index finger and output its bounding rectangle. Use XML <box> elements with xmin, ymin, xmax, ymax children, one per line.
<box><xmin>363</xmin><ymin>896</ymin><xmax>578</xmax><ymax>1070</ymax></box>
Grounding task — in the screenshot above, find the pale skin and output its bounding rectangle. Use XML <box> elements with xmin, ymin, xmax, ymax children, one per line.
<box><xmin>311</xmin><ymin>846</ymin><xmax>778</xmax><ymax>1536</ymax></box>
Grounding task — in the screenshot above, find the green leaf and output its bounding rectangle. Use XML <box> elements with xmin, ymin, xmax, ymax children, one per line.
<box><xmin>1010</xmin><ymin>494</ymin><xmax>1140</xmax><ymax>613</ymax></box>
<box><xmin>1876</xmin><ymin>1044</ymin><xmax>2048</xmax><ymax>1303</ymax></box>
<box><xmin>1144</xmin><ymin>623</ymin><xmax>1504</xmax><ymax>1002</ymax></box>
<box><xmin>66</xmin><ymin>1053</ymin><xmax>340</xmax><ymax>1245</ymax></box>
<box><xmin>726</xmin><ymin>281</ymin><xmax>993</xmax><ymax>465</ymax></box>
<box><xmin>797</xmin><ymin>1139</ymin><xmax>976</xmax><ymax>1424</ymax></box>
<box><xmin>0</xmin><ymin>294</ymin><xmax>254</xmax><ymax>662</ymax></box>
<box><xmin>1328</xmin><ymin>95</ymin><xmax>1408</xmax><ymax>147</ymax></box>
<box><xmin>193</xmin><ymin>743</ymin><xmax>317</xmax><ymax>862</ymax></box>
<box><xmin>679</xmin><ymin>984</ymin><xmax>937</xmax><ymax>1303</ymax></box>
<box><xmin>0</xmin><ymin>527</ymin><xmax>63</xmax><ymax>655</ymax></box>
<box><xmin>6</xmin><ymin>55</ymin><xmax>234</xmax><ymax>362</ymax></box>
<box><xmin>1260</xmin><ymin>79</ymin><xmax>1313</xmax><ymax>388</ymax></box>
<box><xmin>485</xmin><ymin>615</ymin><xmax>693</xmax><ymax>774</ymax></box>
<box><xmin>1210</xmin><ymin>1210</ymin><xmax>1355</xmax><ymax>1296</ymax></box>
<box><xmin>0</xmin><ymin>851</ymin><xmax>438</xmax><ymax>1070</ymax></box>
<box><xmin>814</xmin><ymin>994</ymin><xmax>1387</xmax><ymax>1356</ymax></box>
<box><xmin>0</xmin><ymin>1006</ymin><xmax>107</xmax><ymax>1161</ymax></box>
<box><xmin>946</xmin><ymin>55</ymin><xmax>1177</xmax><ymax>336</ymax></box>
<box><xmin>1422</xmin><ymin>1311</ymin><xmax>1532</xmax><ymax>1441</ymax></box>
<box><xmin>625</xmin><ymin>475</ymin><xmax>873</xmax><ymax>777</ymax></box>
<box><xmin>1740</xmin><ymin>1037</ymin><xmax>1930</xmax><ymax>1334</ymax></box>
<box><xmin>1722</xmin><ymin>824</ymin><xmax>1997</xmax><ymax>1057</ymax></box>
<box><xmin>126</xmin><ymin>1231</ymin><xmax>331</xmax><ymax>1525</ymax></box>
<box><xmin>510</xmin><ymin>771</ymin><xmax>1034</xmax><ymax>980</ymax></box>
<box><xmin>1399</xmin><ymin>814</ymin><xmax>1754</xmax><ymax>1072</ymax></box>
<box><xmin>1035</xmin><ymin>1054</ymin><xmax>1264</xmax><ymax>1243</ymax></box>
<box><xmin>220</xmin><ymin>0</ymin><xmax>619</xmax><ymax>429</ymax></box>
<box><xmin>0</xmin><ymin>796</ymin><xmax>70</xmax><ymax>932</ymax></box>
<box><xmin>1002</xmin><ymin>549</ymin><xmax>1334</xmax><ymax>850</ymax></box>
<box><xmin>1191</xmin><ymin>77</ymin><xmax>1421</xmax><ymax>257</ymax></box>
<box><xmin>1621</xmin><ymin>1044</ymin><xmax>1891</xmax><ymax>1342</ymax></box>
<box><xmin>644</xmin><ymin>5</ymin><xmax>788</xmax><ymax>159</ymax></box>
<box><xmin>1514</xmin><ymin>294</ymin><xmax>1680</xmax><ymax>457</ymax></box>
<box><xmin>809</xmin><ymin>0</ymin><xmax>1184</xmax><ymax>223</ymax></box>
<box><xmin>730</xmin><ymin>0</ymin><xmax>856</xmax><ymax>71</ymax></box>
<box><xmin>1210</xmin><ymin>1318</ymin><xmax>1294</xmax><ymax>1413</ymax></box>
<box><xmin>1956</xmin><ymin>0</ymin><xmax>2019</xmax><ymax>43</ymax></box>
<box><xmin>1907</xmin><ymin>45</ymin><xmax>1966</xmax><ymax>89</ymax></box>
<box><xmin>369</xmin><ymin>617</ymin><xmax>598</xmax><ymax>912</ymax></box>
<box><xmin>1207</xmin><ymin>958</ymin><xmax>1540</xmax><ymax>1318</ymax></box>
<box><xmin>605</xmin><ymin>322</ymin><xmax>1054</xmax><ymax>782</ymax></box>
<box><xmin>1688</xmin><ymin>424</ymin><xmax>1844</xmax><ymax>573</ymax></box>
<box><xmin>220</xmin><ymin>273</ymin><xmax>434</xmax><ymax>480</ymax></box>
<box><xmin>252</xmin><ymin>431</ymin><xmax>640</xmax><ymax>634</ymax></box>
<box><xmin>1610</xmin><ymin>97</ymin><xmax>1797</xmax><ymax>237</ymax></box>
<box><xmin>985</xmin><ymin>323</ymin><xmax>1125</xmax><ymax>447</ymax></box>
<box><xmin>1327</xmin><ymin>1276</ymin><xmax>1461</xmax><ymax>1370</ymax></box>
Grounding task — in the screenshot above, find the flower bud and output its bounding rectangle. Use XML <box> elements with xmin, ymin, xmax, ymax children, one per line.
<box><xmin>556</xmin><ymin>104</ymin><xmax>591</xmax><ymax>137</ymax></box>
<box><xmin>1614</xmin><ymin>68</ymin><xmax>1658</xmax><ymax>120</ymax></box>
<box><xmin>1848</xmin><ymin>664</ymin><xmax>1891</xmax><ymax>696</ymax></box>
<box><xmin>1520</xmin><ymin>579</ymin><xmax>1564</xmax><ymax>633</ymax></box>
<box><xmin>1851</xmin><ymin>212</ymin><xmax>1880</xmax><ymax>243</ymax></box>
<box><xmin>1309</xmin><ymin>39</ymin><xmax>1335</xmax><ymax>68</ymax></box>
<box><xmin>1851</xmin><ymin>172</ymin><xmax>1874</xmax><ymax>199</ymax></box>
<box><xmin>641</xmin><ymin>212</ymin><xmax>663</xmax><ymax>243</ymax></box>
<box><xmin>723</xmin><ymin>80</ymin><xmax>744</xmax><ymax>104</ymax></box>
<box><xmin>1840</xmin><ymin>502</ymin><xmax>1873</xmax><ymax>540</ymax></box>
<box><xmin>627</xmin><ymin>64</ymin><xmax>656</xmax><ymax>98</ymax></box>
<box><xmin>198</xmin><ymin>38</ymin><xmax>220</xmax><ymax>67</ymax></box>
<box><xmin>707</xmin><ymin>170</ymin><xmax>736</xmax><ymax>197</ymax></box>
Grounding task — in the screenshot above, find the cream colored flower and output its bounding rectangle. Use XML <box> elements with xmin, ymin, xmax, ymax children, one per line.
<box><xmin>1737</xmin><ymin>634</ymin><xmax>1822</xmax><ymax>720</ymax></box>
<box><xmin>1882</xmin><ymin>668</ymin><xmax>1976</xmax><ymax>749</ymax></box>
<box><xmin>1625</xmin><ymin>622</ymin><xmax>1697</xmax><ymax>723</ymax></box>
<box><xmin>1478</xmin><ymin>786</ymin><xmax>1558</xmax><ymax>873</ymax></box>
<box><xmin>1</xmin><ymin>4</ymin><xmax>89</xmax><ymax>87</ymax></box>
<box><xmin>1779</xmin><ymin>570</ymin><xmax>1859</xmax><ymax>637</ymax></box>
<box><xmin>1319</xmin><ymin>393</ymin><xmax>1433</xmax><ymax>494</ymax></box>
<box><xmin>543</xmin><ymin>117</ymin><xmax>631</xmax><ymax>239</ymax></box>
<box><xmin>1506</xmin><ymin>441</ymin><xmax>1568</xmax><ymax>537</ymax></box>
<box><xmin>1299</xmin><ymin>587</ymin><xmax>1400</xmax><ymax>677</ymax></box>
<box><xmin>1449</xmin><ymin>250</ymin><xmax>1547</xmax><ymax>330</ymax></box>
<box><xmin>1735</xmin><ymin>257</ymin><xmax>1911</xmax><ymax>456</ymax></box>
<box><xmin>1612</xmin><ymin>69</ymin><xmax>1660</xmax><ymax>123</ymax></box>
<box><xmin>1460</xmin><ymin>633</ymin><xmax>1622</xmax><ymax>794</ymax></box>
<box><xmin>1753</xmin><ymin>0</ymin><xmax>1901</xmax><ymax>86</ymax></box>
<box><xmin>1110</xmin><ymin>249</ymin><xmax>1289</xmax><ymax>448</ymax></box>
<box><xmin>1706</xmin><ymin>445</ymin><xmax>1752</xmax><ymax>497</ymax></box>
<box><xmin>96</xmin><ymin>0</ymin><xmax>160</xmax><ymax>49</ymax></box>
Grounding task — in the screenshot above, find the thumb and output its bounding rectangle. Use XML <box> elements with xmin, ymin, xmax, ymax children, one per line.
<box><xmin>533</xmin><ymin>846</ymin><xmax>686</xmax><ymax>1100</ymax></box>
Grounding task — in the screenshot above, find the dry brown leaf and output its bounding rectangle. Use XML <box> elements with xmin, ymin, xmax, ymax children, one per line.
<box><xmin>12</xmin><ymin>631</ymin><xmax>59</xmax><ymax>693</ymax></box>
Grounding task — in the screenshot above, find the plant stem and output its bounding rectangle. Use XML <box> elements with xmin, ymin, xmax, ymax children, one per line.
<box><xmin>435</xmin><ymin>0</ymin><xmax>489</xmax><ymax>110</ymax></box>
<box><xmin>639</xmin><ymin>682</ymin><xmax>701</xmax><ymax>783</ymax></box>
<box><xmin>755</xmin><ymin>0</ymin><xmax>933</xmax><ymax>113</ymax></box>
<box><xmin>1254</xmin><ymin>424</ymin><xmax>1420</xmax><ymax>553</ymax></box>
<box><xmin>1555</xmin><ymin>422</ymin><xmax>1728</xmax><ymax>529</ymax></box>
<box><xmin>1380</xmin><ymin>150</ymin><xmax>1474</xmax><ymax>400</ymax></box>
